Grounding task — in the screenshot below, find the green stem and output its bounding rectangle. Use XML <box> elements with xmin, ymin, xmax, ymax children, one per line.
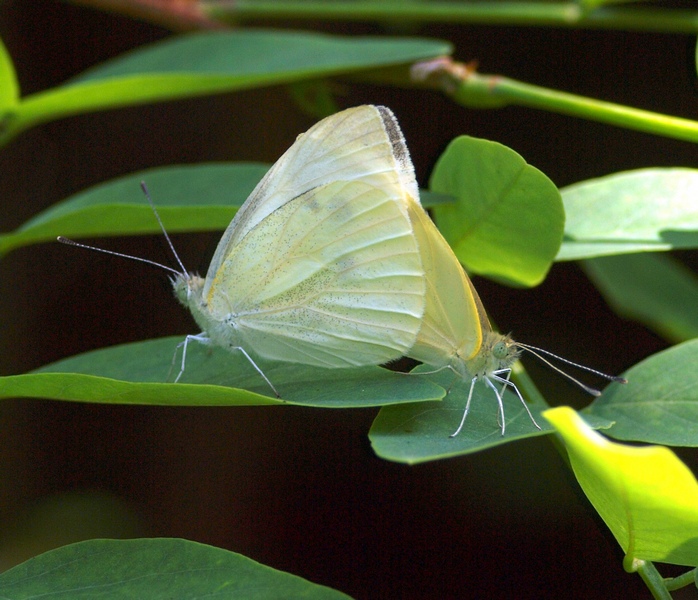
<box><xmin>664</xmin><ymin>568</ymin><xmax>697</xmax><ymax>592</ymax></box>
<box><xmin>206</xmin><ymin>1</ymin><xmax>698</xmax><ymax>34</ymax></box>
<box><xmin>416</xmin><ymin>61</ymin><xmax>698</xmax><ymax>144</ymax></box>
<box><xmin>626</xmin><ymin>559</ymin><xmax>672</xmax><ymax>600</ymax></box>
<box><xmin>511</xmin><ymin>362</ymin><xmax>547</xmax><ymax>408</ymax></box>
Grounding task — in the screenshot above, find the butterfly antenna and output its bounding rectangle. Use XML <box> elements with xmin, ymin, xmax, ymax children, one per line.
<box><xmin>57</xmin><ymin>181</ymin><xmax>191</xmax><ymax>278</ymax></box>
<box><xmin>57</xmin><ymin>236</ymin><xmax>181</xmax><ymax>277</ymax></box>
<box><xmin>140</xmin><ymin>181</ymin><xmax>188</xmax><ymax>276</ymax></box>
<box><xmin>515</xmin><ymin>342</ymin><xmax>627</xmax><ymax>397</ymax></box>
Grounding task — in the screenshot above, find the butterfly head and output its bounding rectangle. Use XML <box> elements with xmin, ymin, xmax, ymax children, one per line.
<box><xmin>457</xmin><ymin>331</ymin><xmax>520</xmax><ymax>381</ymax></box>
<box><xmin>172</xmin><ymin>272</ymin><xmax>204</xmax><ymax>306</ymax></box>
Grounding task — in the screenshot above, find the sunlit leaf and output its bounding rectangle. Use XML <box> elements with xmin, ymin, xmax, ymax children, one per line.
<box><xmin>545</xmin><ymin>407</ymin><xmax>698</xmax><ymax>567</ymax></box>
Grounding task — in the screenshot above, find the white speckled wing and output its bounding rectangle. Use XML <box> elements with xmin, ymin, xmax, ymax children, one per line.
<box><xmin>202</xmin><ymin>105</ymin><xmax>419</xmax><ymax>301</ymax></box>
<box><xmin>205</xmin><ymin>179</ymin><xmax>425</xmax><ymax>367</ymax></box>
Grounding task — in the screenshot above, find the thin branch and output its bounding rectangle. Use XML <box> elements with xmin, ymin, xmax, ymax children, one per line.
<box><xmin>409</xmin><ymin>56</ymin><xmax>698</xmax><ymax>145</ymax></box>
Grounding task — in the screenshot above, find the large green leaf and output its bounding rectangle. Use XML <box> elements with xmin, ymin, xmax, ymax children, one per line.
<box><xmin>545</xmin><ymin>407</ymin><xmax>698</xmax><ymax>567</ymax></box>
<box><xmin>582</xmin><ymin>253</ymin><xmax>698</xmax><ymax>343</ymax></box>
<box><xmin>584</xmin><ymin>339</ymin><xmax>698</xmax><ymax>446</ymax></box>
<box><xmin>558</xmin><ymin>168</ymin><xmax>698</xmax><ymax>261</ymax></box>
<box><xmin>0</xmin><ymin>163</ymin><xmax>267</xmax><ymax>258</ymax></box>
<box><xmin>1</xmin><ymin>30</ymin><xmax>451</xmax><ymax>144</ymax></box>
<box><xmin>0</xmin><ymin>538</ymin><xmax>352</xmax><ymax>599</ymax></box>
<box><xmin>428</xmin><ymin>136</ymin><xmax>564</xmax><ymax>287</ymax></box>
<box><xmin>0</xmin><ymin>163</ymin><xmax>448</xmax><ymax>258</ymax></box>
<box><xmin>1</xmin><ymin>337</ymin><xmax>443</xmax><ymax>408</ymax></box>
<box><xmin>371</xmin><ymin>366</ymin><xmax>570</xmax><ymax>463</ymax></box>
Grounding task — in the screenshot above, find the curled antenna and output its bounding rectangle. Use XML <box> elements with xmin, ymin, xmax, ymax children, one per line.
<box><xmin>515</xmin><ymin>341</ymin><xmax>628</xmax><ymax>397</ymax></box>
<box><xmin>57</xmin><ymin>182</ymin><xmax>187</xmax><ymax>279</ymax></box>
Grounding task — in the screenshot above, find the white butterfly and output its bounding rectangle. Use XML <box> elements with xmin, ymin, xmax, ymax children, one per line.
<box><xmin>172</xmin><ymin>105</ymin><xmax>426</xmax><ymax>394</ymax></box>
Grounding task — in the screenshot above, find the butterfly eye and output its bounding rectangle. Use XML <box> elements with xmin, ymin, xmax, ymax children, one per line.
<box><xmin>492</xmin><ymin>340</ymin><xmax>509</xmax><ymax>360</ymax></box>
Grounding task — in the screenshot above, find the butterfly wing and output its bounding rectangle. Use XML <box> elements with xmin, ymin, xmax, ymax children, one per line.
<box><xmin>204</xmin><ymin>179</ymin><xmax>425</xmax><ymax>367</ymax></box>
<box><xmin>405</xmin><ymin>198</ymin><xmax>484</xmax><ymax>368</ymax></box>
<box><xmin>203</xmin><ymin>105</ymin><xmax>418</xmax><ymax>300</ymax></box>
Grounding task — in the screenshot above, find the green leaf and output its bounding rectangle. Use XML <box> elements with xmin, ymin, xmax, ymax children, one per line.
<box><xmin>72</xmin><ymin>30</ymin><xmax>449</xmax><ymax>83</ymax></box>
<box><xmin>370</xmin><ymin>367</ymin><xmax>558</xmax><ymax>463</ymax></box>
<box><xmin>0</xmin><ymin>538</ymin><xmax>353</xmax><ymax>599</ymax></box>
<box><xmin>544</xmin><ymin>407</ymin><xmax>698</xmax><ymax>567</ymax></box>
<box><xmin>428</xmin><ymin>136</ymin><xmax>564</xmax><ymax>287</ymax></box>
<box><xmin>584</xmin><ymin>339</ymin><xmax>698</xmax><ymax>446</ymax></box>
<box><xmin>2</xmin><ymin>30</ymin><xmax>451</xmax><ymax>143</ymax></box>
<box><xmin>558</xmin><ymin>168</ymin><xmax>698</xmax><ymax>261</ymax></box>
<box><xmin>582</xmin><ymin>253</ymin><xmax>698</xmax><ymax>343</ymax></box>
<box><xmin>0</xmin><ymin>35</ymin><xmax>19</xmax><ymax>110</ymax></box>
<box><xmin>0</xmin><ymin>163</ymin><xmax>268</xmax><ymax>258</ymax></box>
<box><xmin>1</xmin><ymin>337</ymin><xmax>443</xmax><ymax>408</ymax></box>
<box><xmin>1</xmin><ymin>165</ymin><xmax>448</xmax><ymax>258</ymax></box>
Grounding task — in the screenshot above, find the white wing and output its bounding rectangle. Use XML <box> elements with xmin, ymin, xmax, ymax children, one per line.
<box><xmin>404</xmin><ymin>198</ymin><xmax>483</xmax><ymax>368</ymax></box>
<box><xmin>204</xmin><ymin>179</ymin><xmax>425</xmax><ymax>367</ymax></box>
<box><xmin>202</xmin><ymin>105</ymin><xmax>419</xmax><ymax>300</ymax></box>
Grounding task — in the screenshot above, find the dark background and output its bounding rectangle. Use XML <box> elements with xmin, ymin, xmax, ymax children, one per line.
<box><xmin>0</xmin><ymin>2</ymin><xmax>696</xmax><ymax>598</ymax></box>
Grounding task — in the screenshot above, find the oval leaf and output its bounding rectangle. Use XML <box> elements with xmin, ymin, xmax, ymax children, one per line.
<box><xmin>1</xmin><ymin>337</ymin><xmax>443</xmax><ymax>408</ymax></box>
<box><xmin>545</xmin><ymin>406</ymin><xmax>698</xmax><ymax>567</ymax></box>
<box><xmin>584</xmin><ymin>339</ymin><xmax>698</xmax><ymax>446</ymax></box>
<box><xmin>558</xmin><ymin>168</ymin><xmax>698</xmax><ymax>261</ymax></box>
<box><xmin>0</xmin><ymin>538</ymin><xmax>352</xmax><ymax>599</ymax></box>
<box><xmin>4</xmin><ymin>30</ymin><xmax>451</xmax><ymax>142</ymax></box>
<box><xmin>369</xmin><ymin>367</ymin><xmax>554</xmax><ymax>463</ymax></box>
<box><xmin>582</xmin><ymin>253</ymin><xmax>698</xmax><ymax>343</ymax></box>
<box><xmin>0</xmin><ymin>163</ymin><xmax>268</xmax><ymax>258</ymax></box>
<box><xmin>1</xmin><ymin>165</ymin><xmax>443</xmax><ymax>258</ymax></box>
<box><xmin>428</xmin><ymin>136</ymin><xmax>564</xmax><ymax>287</ymax></box>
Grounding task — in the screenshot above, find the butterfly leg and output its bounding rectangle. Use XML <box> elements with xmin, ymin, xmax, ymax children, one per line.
<box><xmin>492</xmin><ymin>371</ymin><xmax>542</xmax><ymax>432</ymax></box>
<box><xmin>484</xmin><ymin>376</ymin><xmax>507</xmax><ymax>436</ymax></box>
<box><xmin>232</xmin><ymin>346</ymin><xmax>281</xmax><ymax>398</ymax></box>
<box><xmin>172</xmin><ymin>333</ymin><xmax>210</xmax><ymax>383</ymax></box>
<box><xmin>498</xmin><ymin>368</ymin><xmax>512</xmax><ymax>397</ymax></box>
<box><xmin>450</xmin><ymin>376</ymin><xmax>479</xmax><ymax>438</ymax></box>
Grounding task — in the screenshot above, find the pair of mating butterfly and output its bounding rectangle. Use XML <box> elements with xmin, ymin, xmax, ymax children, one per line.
<box><xmin>61</xmin><ymin>105</ymin><xmax>625</xmax><ymax>437</ymax></box>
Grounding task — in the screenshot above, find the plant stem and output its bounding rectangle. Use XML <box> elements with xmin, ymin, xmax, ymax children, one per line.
<box><xmin>67</xmin><ymin>0</ymin><xmax>225</xmax><ymax>31</ymax></box>
<box><xmin>410</xmin><ymin>57</ymin><xmax>698</xmax><ymax>144</ymax></box>
<box><xmin>625</xmin><ymin>559</ymin><xmax>672</xmax><ymax>600</ymax></box>
<box><xmin>206</xmin><ymin>1</ymin><xmax>698</xmax><ymax>34</ymax></box>
<box><xmin>664</xmin><ymin>568</ymin><xmax>697</xmax><ymax>592</ymax></box>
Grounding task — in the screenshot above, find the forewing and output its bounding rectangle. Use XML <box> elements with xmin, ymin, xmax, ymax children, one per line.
<box><xmin>203</xmin><ymin>105</ymin><xmax>418</xmax><ymax>298</ymax></box>
<box><xmin>206</xmin><ymin>180</ymin><xmax>426</xmax><ymax>367</ymax></box>
<box><xmin>405</xmin><ymin>199</ymin><xmax>483</xmax><ymax>367</ymax></box>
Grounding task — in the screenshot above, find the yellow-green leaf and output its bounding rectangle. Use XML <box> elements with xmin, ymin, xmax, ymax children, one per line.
<box><xmin>544</xmin><ymin>406</ymin><xmax>698</xmax><ymax>567</ymax></box>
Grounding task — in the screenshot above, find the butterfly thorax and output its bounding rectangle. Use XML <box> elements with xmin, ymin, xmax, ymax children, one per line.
<box><xmin>453</xmin><ymin>331</ymin><xmax>521</xmax><ymax>381</ymax></box>
<box><xmin>173</xmin><ymin>273</ymin><xmax>244</xmax><ymax>350</ymax></box>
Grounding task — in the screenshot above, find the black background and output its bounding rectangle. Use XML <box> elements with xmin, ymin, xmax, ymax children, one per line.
<box><xmin>0</xmin><ymin>2</ymin><xmax>696</xmax><ymax>598</ymax></box>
